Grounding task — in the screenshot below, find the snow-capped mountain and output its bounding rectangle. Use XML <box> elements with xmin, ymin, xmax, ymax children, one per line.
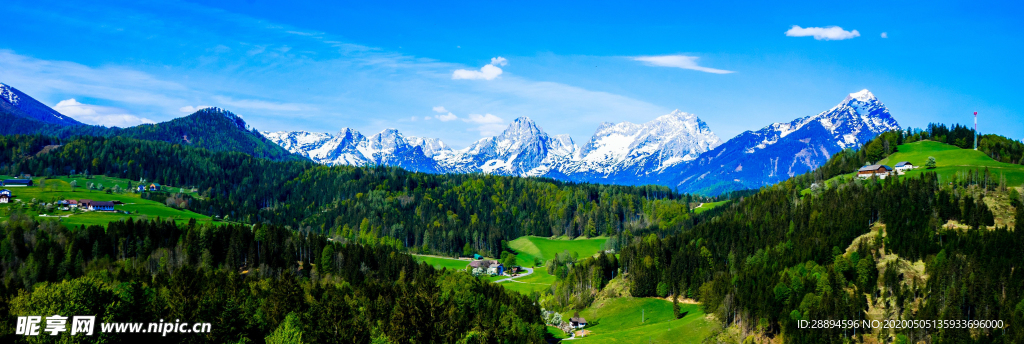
<box><xmin>262</xmin><ymin>128</ymin><xmax>440</xmax><ymax>172</ymax></box>
<box><xmin>263</xmin><ymin>111</ymin><xmax>722</xmax><ymax>181</ymax></box>
<box><xmin>261</xmin><ymin>90</ymin><xmax>899</xmax><ymax>195</ymax></box>
<box><xmin>0</xmin><ymin>83</ymin><xmax>84</xmax><ymax>126</ymax></box>
<box><xmin>566</xmin><ymin>110</ymin><xmax>721</xmax><ymax>182</ymax></box>
<box><xmin>661</xmin><ymin>89</ymin><xmax>900</xmax><ymax>195</ymax></box>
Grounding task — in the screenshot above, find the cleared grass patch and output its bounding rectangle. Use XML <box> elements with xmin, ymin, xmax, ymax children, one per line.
<box><xmin>562</xmin><ymin>297</ymin><xmax>717</xmax><ymax>343</ymax></box>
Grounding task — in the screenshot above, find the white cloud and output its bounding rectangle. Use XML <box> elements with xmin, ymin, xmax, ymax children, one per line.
<box><xmin>880</xmin><ymin>32</ymin><xmax>888</xmax><ymax>38</ymax></box>
<box><xmin>179</xmin><ymin>105</ymin><xmax>212</xmax><ymax>113</ymax></box>
<box><xmin>632</xmin><ymin>55</ymin><xmax>735</xmax><ymax>74</ymax></box>
<box><xmin>785</xmin><ymin>25</ymin><xmax>860</xmax><ymax>41</ymax></box>
<box><xmin>435</xmin><ymin>112</ymin><xmax>458</xmax><ymax>121</ymax></box>
<box><xmin>432</xmin><ymin>106</ymin><xmax>447</xmax><ymax>113</ymax></box>
<box><xmin>463</xmin><ymin>113</ymin><xmax>506</xmax><ymax>136</ymax></box>
<box><xmin>490</xmin><ymin>57</ymin><xmax>508</xmax><ymax>66</ymax></box>
<box><xmin>54</xmin><ymin>99</ymin><xmax>155</xmax><ymax>127</ymax></box>
<box><xmin>452</xmin><ymin>57</ymin><xmax>508</xmax><ymax>80</ymax></box>
<box><xmin>424</xmin><ymin>116</ymin><xmax>432</xmax><ymax>120</ymax></box>
<box><xmin>213</xmin><ymin>96</ymin><xmax>311</xmax><ymax>112</ymax></box>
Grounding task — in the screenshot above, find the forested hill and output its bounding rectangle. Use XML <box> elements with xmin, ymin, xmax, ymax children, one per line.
<box><xmin>0</xmin><ymin>104</ymin><xmax>302</xmax><ymax>161</ymax></box>
<box><xmin>0</xmin><ymin>134</ymin><xmax>724</xmax><ymax>258</ymax></box>
<box><xmin>114</xmin><ymin>108</ymin><xmax>302</xmax><ymax>161</ymax></box>
<box><xmin>587</xmin><ymin>128</ymin><xmax>1024</xmax><ymax>343</ymax></box>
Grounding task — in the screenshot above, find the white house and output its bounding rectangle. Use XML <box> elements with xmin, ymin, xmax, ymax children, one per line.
<box><xmin>0</xmin><ymin>195</ymin><xmax>9</xmax><ymax>204</ymax></box>
<box><xmin>894</xmin><ymin>161</ymin><xmax>914</xmax><ymax>174</ymax></box>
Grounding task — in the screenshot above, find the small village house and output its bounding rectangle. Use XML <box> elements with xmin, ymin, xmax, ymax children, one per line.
<box><xmin>79</xmin><ymin>199</ymin><xmax>93</xmax><ymax>209</ymax></box>
<box><xmin>1</xmin><ymin>179</ymin><xmax>33</xmax><ymax>187</ymax></box>
<box><xmin>0</xmin><ymin>195</ymin><xmax>9</xmax><ymax>204</ymax></box>
<box><xmin>570</xmin><ymin>312</ymin><xmax>587</xmax><ymax>329</ymax></box>
<box><xmin>857</xmin><ymin>165</ymin><xmax>894</xmax><ymax>179</ymax></box>
<box><xmin>149</xmin><ymin>183</ymin><xmax>161</xmax><ymax>191</ymax></box>
<box><xmin>0</xmin><ymin>189</ymin><xmax>11</xmax><ymax>196</ymax></box>
<box><xmin>894</xmin><ymin>161</ymin><xmax>914</xmax><ymax>173</ymax></box>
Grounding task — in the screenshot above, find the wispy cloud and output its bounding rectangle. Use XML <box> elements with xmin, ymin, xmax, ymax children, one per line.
<box><xmin>785</xmin><ymin>25</ymin><xmax>860</xmax><ymax>41</ymax></box>
<box><xmin>179</xmin><ymin>105</ymin><xmax>211</xmax><ymax>113</ymax></box>
<box><xmin>880</xmin><ymin>32</ymin><xmax>888</xmax><ymax>39</ymax></box>
<box><xmin>632</xmin><ymin>55</ymin><xmax>734</xmax><ymax>74</ymax></box>
<box><xmin>212</xmin><ymin>96</ymin><xmax>312</xmax><ymax>112</ymax></box>
<box><xmin>452</xmin><ymin>56</ymin><xmax>507</xmax><ymax>80</ymax></box>
<box><xmin>54</xmin><ymin>99</ymin><xmax>155</xmax><ymax>127</ymax></box>
<box><xmin>432</xmin><ymin>106</ymin><xmax>447</xmax><ymax>113</ymax></box>
<box><xmin>463</xmin><ymin>113</ymin><xmax>505</xmax><ymax>136</ymax></box>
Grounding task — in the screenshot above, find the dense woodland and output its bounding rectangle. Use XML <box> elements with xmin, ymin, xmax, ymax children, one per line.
<box><xmin>1</xmin><ymin>123</ymin><xmax>1022</xmax><ymax>343</ymax></box>
<box><xmin>0</xmin><ymin>134</ymin><xmax>726</xmax><ymax>258</ymax></box>
<box><xmin>0</xmin><ymin>215</ymin><xmax>545</xmax><ymax>343</ymax></box>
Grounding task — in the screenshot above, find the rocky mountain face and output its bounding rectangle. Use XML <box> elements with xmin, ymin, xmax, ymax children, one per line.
<box><xmin>0</xmin><ymin>83</ymin><xmax>84</xmax><ymax>126</ymax></box>
<box><xmin>659</xmin><ymin>89</ymin><xmax>901</xmax><ymax>195</ymax></box>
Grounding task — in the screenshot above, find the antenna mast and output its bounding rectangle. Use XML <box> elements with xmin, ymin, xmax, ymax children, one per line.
<box><xmin>974</xmin><ymin>112</ymin><xmax>978</xmax><ymax>150</ymax></box>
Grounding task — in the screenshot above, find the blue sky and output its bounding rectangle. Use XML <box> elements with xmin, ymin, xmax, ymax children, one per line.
<box><xmin>1</xmin><ymin>0</ymin><xmax>1021</xmax><ymax>147</ymax></box>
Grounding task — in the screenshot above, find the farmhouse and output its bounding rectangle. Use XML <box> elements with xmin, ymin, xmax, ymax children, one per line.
<box><xmin>0</xmin><ymin>189</ymin><xmax>10</xmax><ymax>196</ymax></box>
<box><xmin>0</xmin><ymin>195</ymin><xmax>9</xmax><ymax>204</ymax></box>
<box><xmin>894</xmin><ymin>161</ymin><xmax>914</xmax><ymax>173</ymax></box>
<box><xmin>90</xmin><ymin>201</ymin><xmax>116</xmax><ymax>212</ymax></box>
<box><xmin>857</xmin><ymin>165</ymin><xmax>894</xmax><ymax>179</ymax></box>
<box><xmin>149</xmin><ymin>183</ymin><xmax>161</xmax><ymax>191</ymax></box>
<box><xmin>570</xmin><ymin>312</ymin><xmax>587</xmax><ymax>329</ymax></box>
<box><xmin>1</xmin><ymin>179</ymin><xmax>33</xmax><ymax>187</ymax></box>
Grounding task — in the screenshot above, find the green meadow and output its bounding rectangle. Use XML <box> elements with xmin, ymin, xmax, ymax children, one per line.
<box><xmin>561</xmin><ymin>297</ymin><xmax>717</xmax><ymax>343</ymax></box>
<box><xmin>1</xmin><ymin>175</ymin><xmax>213</xmax><ymax>228</ymax></box>
<box><xmin>500</xmin><ymin>236</ymin><xmax>610</xmax><ymax>294</ymax></box>
<box><xmin>877</xmin><ymin>140</ymin><xmax>1024</xmax><ymax>185</ymax></box>
<box><xmin>693</xmin><ymin>200</ymin><xmax>728</xmax><ymax>214</ymax></box>
<box><xmin>413</xmin><ymin>255</ymin><xmax>471</xmax><ymax>271</ymax></box>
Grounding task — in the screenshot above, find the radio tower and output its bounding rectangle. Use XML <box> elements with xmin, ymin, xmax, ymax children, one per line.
<box><xmin>974</xmin><ymin>112</ymin><xmax>978</xmax><ymax>150</ymax></box>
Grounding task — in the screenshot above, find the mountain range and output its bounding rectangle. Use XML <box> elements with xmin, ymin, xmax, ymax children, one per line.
<box><xmin>0</xmin><ymin>82</ymin><xmax>900</xmax><ymax>195</ymax></box>
<box><xmin>262</xmin><ymin>90</ymin><xmax>899</xmax><ymax>194</ymax></box>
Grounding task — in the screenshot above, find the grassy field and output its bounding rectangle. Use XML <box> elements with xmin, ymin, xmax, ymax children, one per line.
<box><xmin>501</xmin><ymin>236</ymin><xmax>610</xmax><ymax>294</ymax></box>
<box><xmin>813</xmin><ymin>141</ymin><xmax>1024</xmax><ymax>192</ymax></box>
<box><xmin>0</xmin><ymin>175</ymin><xmax>213</xmax><ymax>228</ymax></box>
<box><xmin>413</xmin><ymin>255</ymin><xmax>470</xmax><ymax>271</ymax></box>
<box><xmin>693</xmin><ymin>200</ymin><xmax>728</xmax><ymax>214</ymax></box>
<box><xmin>877</xmin><ymin>141</ymin><xmax>1024</xmax><ymax>185</ymax></box>
<box><xmin>561</xmin><ymin>297</ymin><xmax>718</xmax><ymax>343</ymax></box>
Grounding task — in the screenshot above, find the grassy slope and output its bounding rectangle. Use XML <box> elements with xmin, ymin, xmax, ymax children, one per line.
<box><xmin>502</xmin><ymin>236</ymin><xmax>609</xmax><ymax>294</ymax></box>
<box><xmin>693</xmin><ymin>200</ymin><xmax>728</xmax><ymax>214</ymax></box>
<box><xmin>814</xmin><ymin>141</ymin><xmax>1024</xmax><ymax>191</ymax></box>
<box><xmin>563</xmin><ymin>297</ymin><xmax>717</xmax><ymax>343</ymax></box>
<box><xmin>0</xmin><ymin>175</ymin><xmax>211</xmax><ymax>228</ymax></box>
<box><xmin>413</xmin><ymin>255</ymin><xmax>470</xmax><ymax>271</ymax></box>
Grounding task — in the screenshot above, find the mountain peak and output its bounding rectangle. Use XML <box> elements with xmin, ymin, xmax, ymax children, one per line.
<box><xmin>844</xmin><ymin>89</ymin><xmax>876</xmax><ymax>103</ymax></box>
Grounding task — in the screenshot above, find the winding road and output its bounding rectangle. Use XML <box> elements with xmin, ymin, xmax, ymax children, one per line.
<box><xmin>493</xmin><ymin>267</ymin><xmax>534</xmax><ymax>283</ymax></box>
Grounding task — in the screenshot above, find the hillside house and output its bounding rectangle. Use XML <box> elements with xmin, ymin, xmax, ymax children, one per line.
<box><xmin>79</xmin><ymin>199</ymin><xmax>93</xmax><ymax>209</ymax></box>
<box><xmin>0</xmin><ymin>189</ymin><xmax>10</xmax><ymax>196</ymax></box>
<box><xmin>1</xmin><ymin>179</ymin><xmax>33</xmax><ymax>187</ymax></box>
<box><xmin>857</xmin><ymin>165</ymin><xmax>894</xmax><ymax>179</ymax></box>
<box><xmin>894</xmin><ymin>161</ymin><xmax>914</xmax><ymax>173</ymax></box>
<box><xmin>570</xmin><ymin>312</ymin><xmax>587</xmax><ymax>329</ymax></box>
<box><xmin>0</xmin><ymin>195</ymin><xmax>9</xmax><ymax>204</ymax></box>
<box><xmin>487</xmin><ymin>262</ymin><xmax>504</xmax><ymax>276</ymax></box>
<box><xmin>137</xmin><ymin>185</ymin><xmax>145</xmax><ymax>192</ymax></box>
<box><xmin>90</xmin><ymin>201</ymin><xmax>116</xmax><ymax>212</ymax></box>
<box><xmin>469</xmin><ymin>259</ymin><xmax>495</xmax><ymax>269</ymax></box>
<box><xmin>67</xmin><ymin>200</ymin><xmax>79</xmax><ymax>208</ymax></box>
<box><xmin>148</xmin><ymin>183</ymin><xmax>161</xmax><ymax>191</ymax></box>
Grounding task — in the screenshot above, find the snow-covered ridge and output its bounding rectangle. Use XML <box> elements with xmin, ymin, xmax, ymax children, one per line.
<box><xmin>0</xmin><ymin>84</ymin><xmax>21</xmax><ymax>105</ymax></box>
<box><xmin>261</xmin><ymin>90</ymin><xmax>898</xmax><ymax>193</ymax></box>
<box><xmin>262</xmin><ymin>110</ymin><xmax>723</xmax><ymax>180</ymax></box>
